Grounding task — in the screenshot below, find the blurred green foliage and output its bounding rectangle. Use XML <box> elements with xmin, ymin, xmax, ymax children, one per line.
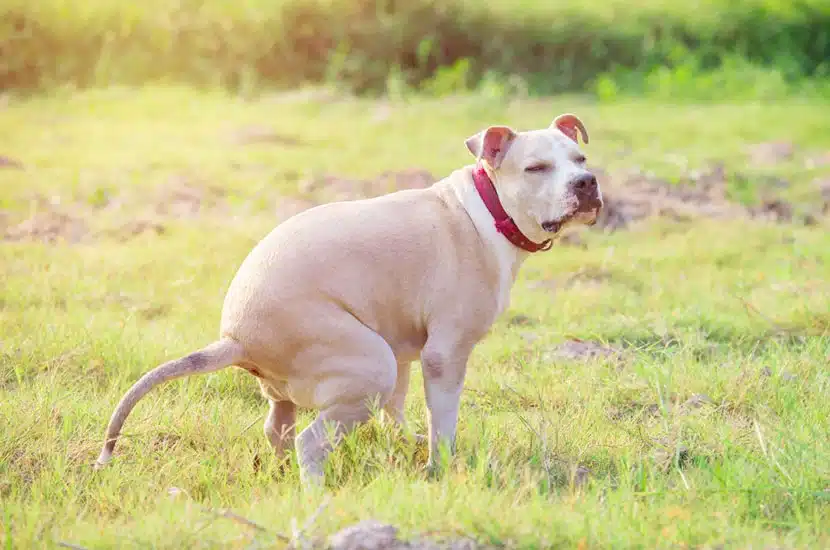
<box><xmin>1</xmin><ymin>0</ymin><xmax>829</xmax><ymax>96</ymax></box>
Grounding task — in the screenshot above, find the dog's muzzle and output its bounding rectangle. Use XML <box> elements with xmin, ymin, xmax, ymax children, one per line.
<box><xmin>542</xmin><ymin>174</ymin><xmax>602</xmax><ymax>232</ymax></box>
<box><xmin>573</xmin><ymin>172</ymin><xmax>602</xmax><ymax>221</ymax></box>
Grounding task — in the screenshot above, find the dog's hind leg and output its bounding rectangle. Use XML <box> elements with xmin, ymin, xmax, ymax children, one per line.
<box><xmin>264</xmin><ymin>399</ymin><xmax>296</xmax><ymax>459</ymax></box>
<box><xmin>294</xmin><ymin>330</ymin><xmax>397</xmax><ymax>486</ymax></box>
<box><xmin>383</xmin><ymin>360</ymin><xmax>411</xmax><ymax>428</ymax></box>
<box><xmin>382</xmin><ymin>360</ymin><xmax>426</xmax><ymax>444</ymax></box>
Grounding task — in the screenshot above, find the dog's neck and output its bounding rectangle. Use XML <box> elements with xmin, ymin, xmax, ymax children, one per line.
<box><xmin>447</xmin><ymin>166</ymin><xmax>529</xmax><ymax>314</ymax></box>
<box><xmin>472</xmin><ymin>164</ymin><xmax>552</xmax><ymax>252</ymax></box>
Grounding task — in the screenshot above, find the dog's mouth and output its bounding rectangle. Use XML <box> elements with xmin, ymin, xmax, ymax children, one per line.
<box><xmin>542</xmin><ymin>200</ymin><xmax>603</xmax><ymax>234</ymax></box>
<box><xmin>541</xmin><ymin>218</ymin><xmax>568</xmax><ymax>234</ymax></box>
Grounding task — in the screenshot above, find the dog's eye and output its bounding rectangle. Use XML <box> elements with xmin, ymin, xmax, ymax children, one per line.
<box><xmin>525</xmin><ymin>163</ymin><xmax>551</xmax><ymax>173</ymax></box>
<box><xmin>574</xmin><ymin>155</ymin><xmax>587</xmax><ymax>164</ymax></box>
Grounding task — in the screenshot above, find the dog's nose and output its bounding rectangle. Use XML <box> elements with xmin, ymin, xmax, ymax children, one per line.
<box><xmin>571</xmin><ymin>173</ymin><xmax>598</xmax><ymax>194</ymax></box>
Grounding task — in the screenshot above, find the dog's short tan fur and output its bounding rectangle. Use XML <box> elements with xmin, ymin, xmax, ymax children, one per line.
<box><xmin>96</xmin><ymin>114</ymin><xmax>603</xmax><ymax>484</ymax></box>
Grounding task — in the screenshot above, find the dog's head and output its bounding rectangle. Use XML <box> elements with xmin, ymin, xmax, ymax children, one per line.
<box><xmin>465</xmin><ymin>114</ymin><xmax>602</xmax><ymax>242</ymax></box>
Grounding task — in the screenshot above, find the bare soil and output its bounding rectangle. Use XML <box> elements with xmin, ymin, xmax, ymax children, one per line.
<box><xmin>3</xmin><ymin>162</ymin><xmax>828</xmax><ymax>244</ymax></box>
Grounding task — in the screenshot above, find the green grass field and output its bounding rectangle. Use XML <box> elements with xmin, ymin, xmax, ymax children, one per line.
<box><xmin>1</xmin><ymin>87</ymin><xmax>829</xmax><ymax>548</ymax></box>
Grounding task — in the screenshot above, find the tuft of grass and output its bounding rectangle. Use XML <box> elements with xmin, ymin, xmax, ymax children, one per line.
<box><xmin>1</xmin><ymin>88</ymin><xmax>829</xmax><ymax>548</ymax></box>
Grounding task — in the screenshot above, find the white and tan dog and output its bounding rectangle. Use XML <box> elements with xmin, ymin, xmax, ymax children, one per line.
<box><xmin>95</xmin><ymin>114</ymin><xmax>602</xmax><ymax>484</ymax></box>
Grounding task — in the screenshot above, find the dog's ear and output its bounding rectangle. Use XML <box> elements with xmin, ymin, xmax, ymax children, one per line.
<box><xmin>551</xmin><ymin>114</ymin><xmax>589</xmax><ymax>145</ymax></box>
<box><xmin>465</xmin><ymin>126</ymin><xmax>517</xmax><ymax>169</ymax></box>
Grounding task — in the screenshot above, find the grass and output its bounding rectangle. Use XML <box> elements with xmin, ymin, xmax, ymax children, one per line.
<box><xmin>1</xmin><ymin>87</ymin><xmax>830</xmax><ymax>548</ymax></box>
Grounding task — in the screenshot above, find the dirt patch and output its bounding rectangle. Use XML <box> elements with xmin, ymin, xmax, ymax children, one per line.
<box><xmin>745</xmin><ymin>141</ymin><xmax>795</xmax><ymax>166</ymax></box>
<box><xmin>681</xmin><ymin>393</ymin><xmax>714</xmax><ymax>410</ymax></box>
<box><xmin>544</xmin><ymin>339</ymin><xmax>622</xmax><ymax>362</ymax></box>
<box><xmin>228</xmin><ymin>125</ymin><xmax>307</xmax><ymax>147</ymax></box>
<box><xmin>526</xmin><ymin>267</ymin><xmax>643</xmax><ymax>295</ymax></box>
<box><xmin>561</xmin><ymin>267</ymin><xmax>616</xmax><ymax>288</ymax></box>
<box><xmin>607</xmin><ymin>401</ymin><xmax>662</xmax><ymax>422</ymax></box>
<box><xmin>1</xmin><ymin>177</ymin><xmax>227</xmax><ymax>243</ymax></box>
<box><xmin>328</xmin><ymin>520</ymin><xmax>493</xmax><ymax>550</ymax></box>
<box><xmin>748</xmin><ymin>198</ymin><xmax>796</xmax><ymax>223</ymax></box>
<box><xmin>527</xmin><ymin>268</ymin><xmax>614</xmax><ymax>293</ymax></box>
<box><xmin>507</xmin><ymin>314</ymin><xmax>536</xmax><ymax>327</ymax></box>
<box><xmin>152</xmin><ymin>177</ymin><xmax>228</xmax><ymax>218</ymax></box>
<box><xmin>105</xmin><ymin>219</ymin><xmax>167</xmax><ymax>241</ymax></box>
<box><xmin>650</xmin><ymin>440</ymin><xmax>692</xmax><ymax>471</ymax></box>
<box><xmin>0</xmin><ymin>155</ymin><xmax>24</xmax><ymax>169</ymax></box>
<box><xmin>593</xmin><ymin>163</ymin><xmax>824</xmax><ymax>232</ymax></box>
<box><xmin>0</xmin><ymin>179</ymin><xmax>318</xmax><ymax>244</ymax></box>
<box><xmin>2</xmin><ymin>209</ymin><xmax>87</xmax><ymax>243</ymax></box>
<box><xmin>593</xmin><ymin>164</ymin><xmax>745</xmax><ymax>231</ymax></box>
<box><xmin>150</xmin><ymin>432</ymin><xmax>182</xmax><ymax>453</ymax></box>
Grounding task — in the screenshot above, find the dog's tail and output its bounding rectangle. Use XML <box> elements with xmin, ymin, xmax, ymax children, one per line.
<box><xmin>94</xmin><ymin>337</ymin><xmax>245</xmax><ymax>469</ymax></box>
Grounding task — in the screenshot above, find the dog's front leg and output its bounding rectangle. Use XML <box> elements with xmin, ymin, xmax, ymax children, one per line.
<box><xmin>420</xmin><ymin>345</ymin><xmax>470</xmax><ymax>474</ymax></box>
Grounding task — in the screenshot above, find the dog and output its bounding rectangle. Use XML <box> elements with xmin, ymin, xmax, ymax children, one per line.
<box><xmin>95</xmin><ymin>114</ymin><xmax>602</xmax><ymax>485</ymax></box>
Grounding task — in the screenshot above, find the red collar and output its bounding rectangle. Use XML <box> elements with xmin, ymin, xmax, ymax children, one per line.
<box><xmin>472</xmin><ymin>164</ymin><xmax>552</xmax><ymax>252</ymax></box>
